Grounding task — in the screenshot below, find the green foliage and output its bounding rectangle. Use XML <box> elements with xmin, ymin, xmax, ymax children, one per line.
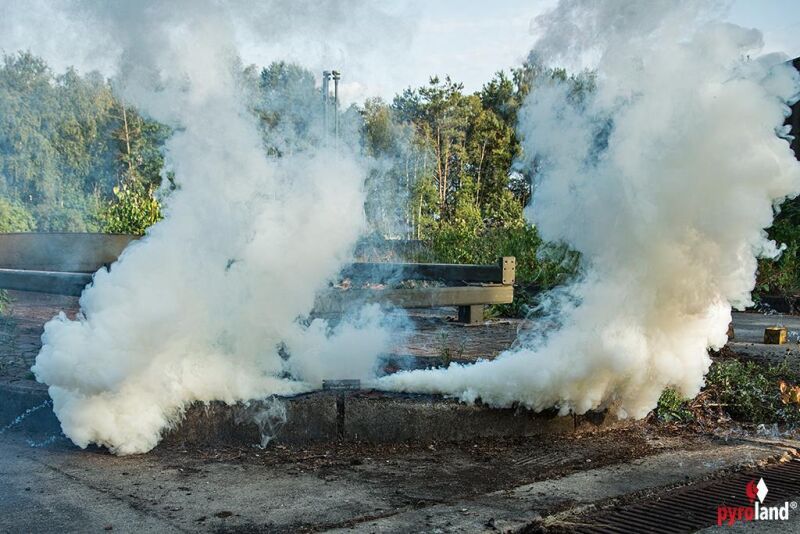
<box><xmin>390</xmin><ymin>75</ymin><xmax>522</xmax><ymax>229</ymax></box>
<box><xmin>425</xmin><ymin>222</ymin><xmax>580</xmax><ymax>317</ymax></box>
<box><xmin>0</xmin><ymin>53</ymin><xmax>591</xmax><ymax>296</ymax></box>
<box><xmin>428</xmin><ymin>223</ymin><xmax>579</xmax><ymax>287</ymax></box>
<box><xmin>705</xmin><ymin>359</ymin><xmax>800</xmax><ymax>425</ymax></box>
<box><xmin>102</xmin><ymin>181</ymin><xmax>162</xmax><ymax>235</ymax></box>
<box><xmin>0</xmin><ymin>52</ymin><xmax>170</xmax><ymax>233</ymax></box>
<box><xmin>0</xmin><ymin>289</ymin><xmax>10</xmax><ymax>314</ymax></box>
<box><xmin>360</xmin><ymin>97</ymin><xmax>434</xmax><ymax>237</ymax></box>
<box><xmin>654</xmin><ymin>360</ymin><xmax>800</xmax><ymax>426</ymax></box>
<box><xmin>757</xmin><ymin>244</ymin><xmax>800</xmax><ymax>296</ymax></box>
<box><xmin>655</xmin><ymin>388</ymin><xmax>694</xmax><ymax>423</ymax></box>
<box><xmin>0</xmin><ymin>196</ymin><xmax>35</xmax><ymax>231</ymax></box>
<box><xmin>757</xmin><ymin>197</ymin><xmax>800</xmax><ymax>297</ymax></box>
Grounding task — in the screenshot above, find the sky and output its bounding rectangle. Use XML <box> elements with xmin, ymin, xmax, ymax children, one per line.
<box><xmin>1</xmin><ymin>0</ymin><xmax>798</xmax><ymax>105</ymax></box>
<box><xmin>268</xmin><ymin>0</ymin><xmax>800</xmax><ymax>104</ymax></box>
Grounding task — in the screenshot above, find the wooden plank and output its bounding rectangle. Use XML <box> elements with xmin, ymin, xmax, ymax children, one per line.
<box><xmin>0</xmin><ymin>268</ymin><xmax>92</xmax><ymax>296</ymax></box>
<box><xmin>314</xmin><ymin>285</ymin><xmax>513</xmax><ymax>313</ymax></box>
<box><xmin>0</xmin><ymin>233</ymin><xmax>138</xmax><ymax>272</ymax></box>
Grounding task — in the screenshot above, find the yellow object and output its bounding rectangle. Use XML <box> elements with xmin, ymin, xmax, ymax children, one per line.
<box><xmin>763</xmin><ymin>326</ymin><xmax>787</xmax><ymax>345</ymax></box>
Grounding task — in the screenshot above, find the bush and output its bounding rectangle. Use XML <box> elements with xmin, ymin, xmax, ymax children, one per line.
<box><xmin>756</xmin><ymin>244</ymin><xmax>800</xmax><ymax>298</ymax></box>
<box><xmin>705</xmin><ymin>359</ymin><xmax>800</xmax><ymax>425</ymax></box>
<box><xmin>426</xmin><ymin>223</ymin><xmax>581</xmax><ymax>317</ymax></box>
<box><xmin>652</xmin><ymin>360</ymin><xmax>800</xmax><ymax>427</ymax></box>
<box><xmin>655</xmin><ymin>388</ymin><xmax>694</xmax><ymax>423</ymax></box>
<box><xmin>34</xmin><ymin>205</ymin><xmax>101</xmax><ymax>232</ymax></box>
<box><xmin>756</xmin><ymin>196</ymin><xmax>800</xmax><ymax>297</ymax></box>
<box><xmin>0</xmin><ymin>197</ymin><xmax>36</xmax><ymax>232</ymax></box>
<box><xmin>428</xmin><ymin>223</ymin><xmax>579</xmax><ymax>287</ymax></box>
<box><xmin>101</xmin><ymin>181</ymin><xmax>162</xmax><ymax>235</ymax></box>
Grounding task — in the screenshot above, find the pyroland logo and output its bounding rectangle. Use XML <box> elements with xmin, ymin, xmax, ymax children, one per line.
<box><xmin>716</xmin><ymin>477</ymin><xmax>797</xmax><ymax>526</ymax></box>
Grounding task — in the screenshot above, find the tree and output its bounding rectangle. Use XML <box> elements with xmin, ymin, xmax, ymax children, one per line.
<box><xmin>0</xmin><ymin>196</ymin><xmax>35</xmax><ymax>232</ymax></box>
<box><xmin>393</xmin><ymin>76</ymin><xmax>476</xmax><ymax>220</ymax></box>
<box><xmin>361</xmin><ymin>97</ymin><xmax>437</xmax><ymax>238</ymax></box>
<box><xmin>0</xmin><ymin>52</ymin><xmax>171</xmax><ymax>232</ymax></box>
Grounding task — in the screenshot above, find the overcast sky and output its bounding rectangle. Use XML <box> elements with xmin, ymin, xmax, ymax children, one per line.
<box><xmin>294</xmin><ymin>0</ymin><xmax>800</xmax><ymax>104</ymax></box>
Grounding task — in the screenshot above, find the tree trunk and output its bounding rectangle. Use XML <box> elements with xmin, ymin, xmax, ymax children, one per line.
<box><xmin>476</xmin><ymin>138</ymin><xmax>487</xmax><ymax>206</ymax></box>
<box><xmin>121</xmin><ymin>104</ymin><xmax>134</xmax><ymax>180</ymax></box>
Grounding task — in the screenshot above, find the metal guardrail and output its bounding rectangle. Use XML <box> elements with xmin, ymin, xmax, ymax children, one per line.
<box><xmin>0</xmin><ymin>232</ymin><xmax>138</xmax><ymax>272</ymax></box>
<box><xmin>0</xmin><ymin>234</ymin><xmax>515</xmax><ymax>323</ymax></box>
<box><xmin>0</xmin><ymin>268</ymin><xmax>92</xmax><ymax>296</ymax></box>
<box><xmin>329</xmin><ymin>256</ymin><xmax>515</xmax><ymax>323</ymax></box>
<box><xmin>340</xmin><ymin>257</ymin><xmax>515</xmax><ymax>285</ymax></box>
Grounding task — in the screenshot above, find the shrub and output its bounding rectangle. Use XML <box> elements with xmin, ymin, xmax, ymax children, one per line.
<box><xmin>705</xmin><ymin>359</ymin><xmax>800</xmax><ymax>426</ymax></box>
<box><xmin>426</xmin><ymin>223</ymin><xmax>581</xmax><ymax>318</ymax></box>
<box><xmin>101</xmin><ymin>181</ymin><xmax>162</xmax><ymax>235</ymax></box>
<box><xmin>0</xmin><ymin>197</ymin><xmax>36</xmax><ymax>232</ymax></box>
<box><xmin>655</xmin><ymin>388</ymin><xmax>694</xmax><ymax>423</ymax></box>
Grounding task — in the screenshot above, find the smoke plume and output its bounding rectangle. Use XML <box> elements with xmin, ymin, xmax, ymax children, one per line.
<box><xmin>380</xmin><ymin>0</ymin><xmax>800</xmax><ymax>417</ymax></box>
<box><xmin>7</xmin><ymin>0</ymin><xmax>409</xmax><ymax>454</ymax></box>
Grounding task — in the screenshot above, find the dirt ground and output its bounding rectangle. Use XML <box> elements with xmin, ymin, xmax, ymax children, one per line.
<box><xmin>4</xmin><ymin>288</ymin><xmax>800</xmax><ymax>383</ymax></box>
<box><xmin>0</xmin><ymin>291</ymin><xmax>79</xmax><ymax>380</ymax></box>
<box><xmin>0</xmin><ymin>290</ymin><xmax>522</xmax><ymax>382</ymax></box>
<box><xmin>2</xmin><ymin>290</ymin><xmax>800</xmax><ymax>532</ymax></box>
<box><xmin>3</xmin><ymin>422</ymin><xmax>764</xmax><ymax>533</ymax></box>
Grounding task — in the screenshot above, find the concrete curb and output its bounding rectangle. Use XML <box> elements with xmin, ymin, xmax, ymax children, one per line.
<box><xmin>1</xmin><ymin>379</ymin><xmax>623</xmax><ymax>448</ymax></box>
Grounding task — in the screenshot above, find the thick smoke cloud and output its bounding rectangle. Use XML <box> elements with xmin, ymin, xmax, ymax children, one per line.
<box><xmin>380</xmin><ymin>0</ymin><xmax>800</xmax><ymax>417</ymax></box>
<box><xmin>4</xmin><ymin>0</ymin><xmax>411</xmax><ymax>454</ymax></box>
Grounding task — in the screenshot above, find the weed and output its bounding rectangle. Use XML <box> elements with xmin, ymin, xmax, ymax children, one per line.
<box><xmin>437</xmin><ymin>331</ymin><xmax>465</xmax><ymax>367</ymax></box>
<box><xmin>655</xmin><ymin>388</ymin><xmax>694</xmax><ymax>423</ymax></box>
<box><xmin>0</xmin><ymin>290</ymin><xmax>10</xmax><ymax>314</ymax></box>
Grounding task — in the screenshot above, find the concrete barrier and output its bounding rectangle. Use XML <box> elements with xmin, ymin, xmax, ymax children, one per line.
<box><xmin>1</xmin><ymin>380</ymin><xmax>619</xmax><ymax>449</ymax></box>
<box><xmin>0</xmin><ymin>232</ymin><xmax>138</xmax><ymax>272</ymax></box>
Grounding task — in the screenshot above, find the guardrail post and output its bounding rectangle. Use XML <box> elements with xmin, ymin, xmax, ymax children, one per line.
<box><xmin>458</xmin><ymin>304</ymin><xmax>484</xmax><ymax>325</ymax></box>
<box><xmin>501</xmin><ymin>256</ymin><xmax>516</xmax><ymax>285</ymax></box>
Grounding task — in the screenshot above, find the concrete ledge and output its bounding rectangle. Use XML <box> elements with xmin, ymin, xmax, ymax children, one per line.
<box><xmin>343</xmin><ymin>391</ymin><xmax>575</xmax><ymax>442</ymax></box>
<box><xmin>164</xmin><ymin>391</ymin><xmax>617</xmax><ymax>447</ymax></box>
<box><xmin>1</xmin><ymin>380</ymin><xmax>622</xmax><ymax>449</ymax></box>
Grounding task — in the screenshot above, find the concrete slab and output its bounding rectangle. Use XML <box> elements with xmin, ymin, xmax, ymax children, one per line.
<box><xmin>337</xmin><ymin>441</ymin><xmax>795</xmax><ymax>533</ymax></box>
<box><xmin>0</xmin><ymin>430</ymin><xmax>792</xmax><ymax>533</ymax></box>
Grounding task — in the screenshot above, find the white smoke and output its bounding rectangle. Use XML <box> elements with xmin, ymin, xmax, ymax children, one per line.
<box><xmin>10</xmin><ymin>0</ymin><xmax>409</xmax><ymax>454</ymax></box>
<box><xmin>380</xmin><ymin>0</ymin><xmax>800</xmax><ymax>417</ymax></box>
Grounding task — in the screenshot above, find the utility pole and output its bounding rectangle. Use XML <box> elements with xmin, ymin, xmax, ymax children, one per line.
<box><xmin>332</xmin><ymin>70</ymin><xmax>340</xmax><ymax>142</ymax></box>
<box><xmin>322</xmin><ymin>70</ymin><xmax>331</xmax><ymax>142</ymax></box>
